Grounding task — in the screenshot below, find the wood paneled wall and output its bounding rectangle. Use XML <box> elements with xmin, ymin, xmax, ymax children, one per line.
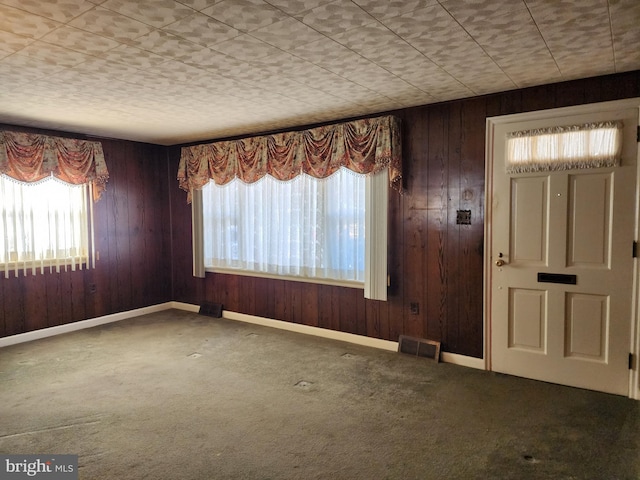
<box><xmin>169</xmin><ymin>71</ymin><xmax>640</xmax><ymax>358</ymax></box>
<box><xmin>0</xmin><ymin>135</ymin><xmax>171</xmax><ymax>337</ymax></box>
<box><xmin>2</xmin><ymin>71</ymin><xmax>638</xmax><ymax>353</ymax></box>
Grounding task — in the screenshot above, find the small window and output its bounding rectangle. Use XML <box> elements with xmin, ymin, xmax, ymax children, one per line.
<box><xmin>0</xmin><ymin>174</ymin><xmax>92</xmax><ymax>276</ymax></box>
<box><xmin>506</xmin><ymin>121</ymin><xmax>623</xmax><ymax>173</ymax></box>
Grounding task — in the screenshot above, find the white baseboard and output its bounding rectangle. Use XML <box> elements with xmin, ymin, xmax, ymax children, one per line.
<box><xmin>173</xmin><ymin>302</ymin><xmax>486</xmax><ymax>367</ymax></box>
<box><xmin>0</xmin><ymin>302</ymin><xmax>174</xmax><ymax>348</ymax></box>
<box><xmin>170</xmin><ymin>301</ymin><xmax>200</xmax><ymax>313</ymax></box>
<box><xmin>1</xmin><ymin>302</ymin><xmax>486</xmax><ymax>371</ymax></box>
<box><xmin>221</xmin><ymin>309</ymin><xmax>399</xmax><ymax>352</ymax></box>
<box><xmin>440</xmin><ymin>352</ymin><xmax>485</xmax><ymax>370</ymax></box>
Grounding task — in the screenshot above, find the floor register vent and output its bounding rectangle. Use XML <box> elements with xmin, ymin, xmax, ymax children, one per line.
<box><xmin>398</xmin><ymin>335</ymin><xmax>441</xmax><ymax>362</ymax></box>
<box><xmin>199</xmin><ymin>302</ymin><xmax>223</xmax><ymax>318</ymax></box>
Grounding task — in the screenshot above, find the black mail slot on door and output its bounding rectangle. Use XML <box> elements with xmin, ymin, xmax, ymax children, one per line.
<box><xmin>537</xmin><ymin>273</ymin><xmax>577</xmax><ymax>285</ymax></box>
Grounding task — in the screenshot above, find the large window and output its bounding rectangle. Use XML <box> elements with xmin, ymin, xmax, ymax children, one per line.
<box><xmin>0</xmin><ymin>175</ymin><xmax>92</xmax><ymax>276</ymax></box>
<box><xmin>180</xmin><ymin>115</ymin><xmax>400</xmax><ymax>301</ymax></box>
<box><xmin>202</xmin><ymin>169</ymin><xmax>365</xmax><ymax>283</ymax></box>
<box><xmin>193</xmin><ymin>169</ymin><xmax>388</xmax><ymax>298</ymax></box>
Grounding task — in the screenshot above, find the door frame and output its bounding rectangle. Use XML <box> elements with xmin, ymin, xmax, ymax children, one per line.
<box><xmin>484</xmin><ymin>98</ymin><xmax>640</xmax><ymax>399</ymax></box>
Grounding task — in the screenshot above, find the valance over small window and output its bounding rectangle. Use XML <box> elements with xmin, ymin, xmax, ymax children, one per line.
<box><xmin>178</xmin><ymin>115</ymin><xmax>402</xmax><ymax>203</ymax></box>
<box><xmin>0</xmin><ymin>131</ymin><xmax>109</xmax><ymax>201</ymax></box>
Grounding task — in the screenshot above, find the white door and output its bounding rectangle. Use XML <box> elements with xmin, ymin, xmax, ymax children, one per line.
<box><xmin>488</xmin><ymin>102</ymin><xmax>639</xmax><ymax>395</ymax></box>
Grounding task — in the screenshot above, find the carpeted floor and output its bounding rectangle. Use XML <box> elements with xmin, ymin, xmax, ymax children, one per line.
<box><xmin>0</xmin><ymin>309</ymin><xmax>638</xmax><ymax>479</ymax></box>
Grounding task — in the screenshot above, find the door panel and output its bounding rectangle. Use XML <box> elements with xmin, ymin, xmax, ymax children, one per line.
<box><xmin>565</xmin><ymin>292</ymin><xmax>608</xmax><ymax>361</ymax></box>
<box><xmin>508</xmin><ymin>288</ymin><xmax>547</xmax><ymax>352</ymax></box>
<box><xmin>511</xmin><ymin>177</ymin><xmax>548</xmax><ymax>265</ymax></box>
<box><xmin>568</xmin><ymin>173</ymin><xmax>611</xmax><ymax>267</ymax></box>
<box><xmin>489</xmin><ymin>104</ymin><xmax>638</xmax><ymax>395</ymax></box>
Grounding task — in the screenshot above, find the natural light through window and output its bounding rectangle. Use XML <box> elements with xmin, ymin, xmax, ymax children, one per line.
<box><xmin>506</xmin><ymin>121</ymin><xmax>622</xmax><ymax>173</ymax></box>
<box><xmin>202</xmin><ymin>169</ymin><xmax>365</xmax><ymax>283</ymax></box>
<box><xmin>0</xmin><ymin>174</ymin><xmax>91</xmax><ymax>277</ymax></box>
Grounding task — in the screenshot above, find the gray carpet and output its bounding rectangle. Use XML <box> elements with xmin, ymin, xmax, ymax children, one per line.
<box><xmin>0</xmin><ymin>309</ymin><xmax>638</xmax><ymax>479</ymax></box>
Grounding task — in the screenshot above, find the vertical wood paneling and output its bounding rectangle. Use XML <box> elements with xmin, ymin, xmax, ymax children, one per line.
<box><xmin>166</xmin><ymin>72</ymin><xmax>640</xmax><ymax>358</ymax></box>
<box><xmin>1</xmin><ymin>132</ymin><xmax>172</xmax><ymax>337</ymax></box>
<box><xmin>386</xmin><ymin>180</ymin><xmax>404</xmax><ymax>342</ymax></box>
<box><xmin>458</xmin><ymin>97</ymin><xmax>487</xmax><ymax>357</ymax></box>
<box><xmin>446</xmin><ymin>102</ymin><xmax>462</xmax><ymax>353</ymax></box>
<box><xmin>45</xmin><ymin>273</ymin><xmax>63</xmax><ymax>327</ymax></box>
<box><xmin>425</xmin><ymin>105</ymin><xmax>449</xmax><ymax>345</ymax></box>
<box><xmin>301</xmin><ymin>283</ymin><xmax>319</xmax><ymax>327</ymax></box>
<box><xmin>403</xmin><ymin>109</ymin><xmax>428</xmax><ymax>338</ymax></box>
<box><xmin>3</xmin><ymin>71</ymin><xmax>638</xmax><ymax>358</ymax></box>
<box><xmin>127</xmin><ymin>143</ymin><xmax>146</xmax><ymax>309</ymax></box>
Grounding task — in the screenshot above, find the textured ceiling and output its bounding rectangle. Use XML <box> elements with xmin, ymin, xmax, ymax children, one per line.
<box><xmin>0</xmin><ymin>0</ymin><xmax>639</xmax><ymax>146</ymax></box>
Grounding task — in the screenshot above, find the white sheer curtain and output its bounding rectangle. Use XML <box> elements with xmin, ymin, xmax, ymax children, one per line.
<box><xmin>506</xmin><ymin>121</ymin><xmax>623</xmax><ymax>173</ymax></box>
<box><xmin>0</xmin><ymin>174</ymin><xmax>90</xmax><ymax>277</ymax></box>
<box><xmin>202</xmin><ymin>168</ymin><xmax>365</xmax><ymax>283</ymax></box>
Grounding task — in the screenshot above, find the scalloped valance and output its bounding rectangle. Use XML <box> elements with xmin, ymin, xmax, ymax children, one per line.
<box><xmin>178</xmin><ymin>115</ymin><xmax>402</xmax><ymax>203</ymax></box>
<box><xmin>0</xmin><ymin>131</ymin><xmax>109</xmax><ymax>201</ymax></box>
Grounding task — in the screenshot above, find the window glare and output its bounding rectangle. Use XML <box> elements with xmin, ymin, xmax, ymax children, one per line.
<box><xmin>0</xmin><ymin>175</ymin><xmax>89</xmax><ymax>269</ymax></box>
<box><xmin>202</xmin><ymin>169</ymin><xmax>365</xmax><ymax>282</ymax></box>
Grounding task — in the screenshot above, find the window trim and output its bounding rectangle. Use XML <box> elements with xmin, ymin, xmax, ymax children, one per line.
<box><xmin>191</xmin><ymin>169</ymin><xmax>388</xmax><ymax>299</ymax></box>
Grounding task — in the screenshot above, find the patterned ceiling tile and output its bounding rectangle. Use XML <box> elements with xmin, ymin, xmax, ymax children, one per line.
<box><xmin>279</xmin><ymin>85</ymin><xmax>352</xmax><ymax>107</ymax></box>
<box><xmin>163</xmin><ymin>12</ymin><xmax>239</xmax><ymax>47</ymax></box>
<box><xmin>298</xmin><ymin>0</ymin><xmax>378</xmax><ymax>36</ymax></box>
<box><xmin>501</xmin><ymin>62</ymin><xmax>562</xmax><ymax>88</ymax></box>
<box><xmin>133</xmin><ymin>30</ymin><xmax>209</xmax><ymax>60</ymax></box>
<box><xmin>332</xmin><ymin>22</ymin><xmax>420</xmax><ymax>71</ymax></box>
<box><xmin>440</xmin><ymin>0</ymin><xmax>527</xmax><ymax>19</ymax></box>
<box><xmin>254</xmin><ymin>52</ymin><xmax>339</xmax><ymax>86</ymax></box>
<box><xmin>446</xmin><ymin>6</ymin><xmax>538</xmax><ymax>50</ymax></box>
<box><xmin>179</xmin><ymin>47</ymin><xmax>245</xmax><ymax>71</ymax></box>
<box><xmin>98</xmin><ymin>44</ymin><xmax>169</xmax><ymax>70</ymax></box>
<box><xmin>15</xmin><ymin>41</ymin><xmax>90</xmax><ymax>68</ymax></box>
<box><xmin>40</xmin><ymin>25</ymin><xmax>120</xmax><ymax>56</ymax></box>
<box><xmin>74</xmin><ymin>56</ymin><xmax>143</xmax><ymax>76</ymax></box>
<box><xmin>201</xmin><ymin>0</ymin><xmax>282</xmax><ymax>33</ymax></box>
<box><xmin>101</xmin><ymin>0</ymin><xmax>195</xmax><ymax>28</ymax></box>
<box><xmin>0</xmin><ymin>0</ymin><xmax>95</xmax><ymax>22</ymax></box>
<box><xmin>174</xmin><ymin>0</ymin><xmax>224</xmax><ymax>11</ymax></box>
<box><xmin>390</xmin><ymin>61</ymin><xmax>473</xmax><ymax>98</ymax></box>
<box><xmin>310</xmin><ymin>75</ymin><xmax>379</xmax><ymax>103</ymax></box>
<box><xmin>527</xmin><ymin>0</ymin><xmax>615</xmax><ymax>74</ymax></box>
<box><xmin>143</xmin><ymin>60</ymin><xmax>202</xmax><ymax>83</ymax></box>
<box><xmin>608</xmin><ymin>0</ymin><xmax>640</xmax><ymax>71</ymax></box>
<box><xmin>69</xmin><ymin>6</ymin><xmax>154</xmax><ymax>42</ymax></box>
<box><xmin>263</xmin><ymin>0</ymin><xmax>335</xmax><ymax>16</ymax></box>
<box><xmin>461</xmin><ymin>69</ymin><xmax>517</xmax><ymax>95</ymax></box>
<box><xmin>291</xmin><ymin>37</ymin><xmax>357</xmax><ymax>69</ymax></box>
<box><xmin>0</xmin><ymin>30</ymin><xmax>35</xmax><ymax>54</ymax></box>
<box><xmin>0</xmin><ymin>4</ymin><xmax>61</xmax><ymax>39</ymax></box>
<box><xmin>210</xmin><ymin>33</ymin><xmax>282</xmax><ymax>61</ymax></box>
<box><xmin>353</xmin><ymin>0</ymin><xmax>438</xmax><ymax>21</ymax></box>
<box><xmin>0</xmin><ymin>51</ymin><xmax>69</xmax><ymax>81</ymax></box>
<box><xmin>250</xmin><ymin>17</ymin><xmax>327</xmax><ymax>51</ymax></box>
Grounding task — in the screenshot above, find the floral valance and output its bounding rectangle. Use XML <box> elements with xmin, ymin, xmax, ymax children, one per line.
<box><xmin>178</xmin><ymin>115</ymin><xmax>402</xmax><ymax>202</ymax></box>
<box><xmin>0</xmin><ymin>131</ymin><xmax>109</xmax><ymax>201</ymax></box>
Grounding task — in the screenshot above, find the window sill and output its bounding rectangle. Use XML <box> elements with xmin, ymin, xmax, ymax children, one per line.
<box><xmin>205</xmin><ymin>267</ymin><xmax>364</xmax><ymax>289</ymax></box>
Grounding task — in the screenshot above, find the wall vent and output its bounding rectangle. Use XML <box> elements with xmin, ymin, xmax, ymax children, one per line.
<box><xmin>199</xmin><ymin>302</ymin><xmax>223</xmax><ymax>318</ymax></box>
<box><xmin>398</xmin><ymin>335</ymin><xmax>441</xmax><ymax>362</ymax></box>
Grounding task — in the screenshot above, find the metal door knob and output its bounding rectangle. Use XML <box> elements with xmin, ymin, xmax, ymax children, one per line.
<box><xmin>496</xmin><ymin>259</ymin><xmax>505</xmax><ymax>267</ymax></box>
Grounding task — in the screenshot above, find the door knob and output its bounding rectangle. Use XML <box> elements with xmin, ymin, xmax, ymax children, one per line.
<box><xmin>496</xmin><ymin>259</ymin><xmax>505</xmax><ymax>267</ymax></box>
